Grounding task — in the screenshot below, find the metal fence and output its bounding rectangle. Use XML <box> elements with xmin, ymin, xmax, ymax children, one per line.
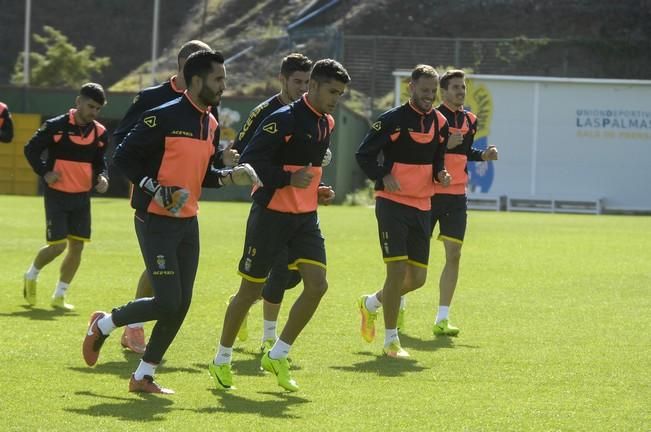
<box><xmin>339</xmin><ymin>34</ymin><xmax>649</xmax><ymax>105</ymax></box>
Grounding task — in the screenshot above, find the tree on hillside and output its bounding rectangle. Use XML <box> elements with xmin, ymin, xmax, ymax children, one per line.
<box><xmin>11</xmin><ymin>26</ymin><xmax>110</xmax><ymax>88</ymax></box>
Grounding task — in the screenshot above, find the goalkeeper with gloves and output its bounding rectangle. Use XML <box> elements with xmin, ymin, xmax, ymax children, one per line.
<box><xmin>82</xmin><ymin>50</ymin><xmax>260</xmax><ymax>395</ymax></box>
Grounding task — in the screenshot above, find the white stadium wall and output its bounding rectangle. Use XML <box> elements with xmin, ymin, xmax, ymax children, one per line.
<box><xmin>393</xmin><ymin>72</ymin><xmax>651</xmax><ymax>212</ymax></box>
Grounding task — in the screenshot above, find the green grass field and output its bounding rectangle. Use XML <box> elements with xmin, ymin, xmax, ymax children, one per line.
<box><xmin>1</xmin><ymin>195</ymin><xmax>649</xmax><ymax>431</ymax></box>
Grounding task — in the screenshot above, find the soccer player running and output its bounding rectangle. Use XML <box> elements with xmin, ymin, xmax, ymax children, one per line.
<box><xmin>82</xmin><ymin>50</ymin><xmax>260</xmax><ymax>394</ymax></box>
<box><xmin>229</xmin><ymin>53</ymin><xmax>335</xmax><ymax>352</ymax></box>
<box><xmin>209</xmin><ymin>59</ymin><xmax>350</xmax><ymax>392</ymax></box>
<box><xmin>112</xmin><ymin>40</ymin><xmax>239</xmax><ymax>354</ymax></box>
<box><xmin>429</xmin><ymin>69</ymin><xmax>498</xmax><ymax>336</ymax></box>
<box><xmin>356</xmin><ymin>65</ymin><xmax>450</xmax><ymax>358</ymax></box>
<box><xmin>23</xmin><ymin>83</ymin><xmax>110</xmax><ymax>310</ymax></box>
<box><xmin>0</xmin><ymin>101</ymin><xmax>14</xmax><ymax>143</ymax></box>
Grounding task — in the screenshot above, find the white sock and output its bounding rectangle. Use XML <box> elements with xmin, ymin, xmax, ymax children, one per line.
<box><xmin>436</xmin><ymin>305</ymin><xmax>450</xmax><ymax>323</ymax></box>
<box><xmin>269</xmin><ymin>339</ymin><xmax>291</xmax><ymax>360</ymax></box>
<box><xmin>25</xmin><ymin>263</ymin><xmax>40</xmax><ymax>280</ymax></box>
<box><xmin>399</xmin><ymin>296</ymin><xmax>406</xmax><ymax>309</ymax></box>
<box><xmin>214</xmin><ymin>344</ymin><xmax>233</xmax><ymax>365</ymax></box>
<box><xmin>133</xmin><ymin>360</ymin><xmax>157</xmax><ymax>380</ymax></box>
<box><xmin>97</xmin><ymin>314</ymin><xmax>116</xmax><ymax>335</ymax></box>
<box><xmin>53</xmin><ymin>281</ymin><xmax>69</xmax><ymax>298</ymax></box>
<box><xmin>263</xmin><ymin>320</ymin><xmax>277</xmax><ymax>341</ymax></box>
<box><xmin>127</xmin><ymin>322</ymin><xmax>145</xmax><ymax>329</ymax></box>
<box><xmin>384</xmin><ymin>328</ymin><xmax>399</xmax><ymax>346</ymax></box>
<box><xmin>365</xmin><ymin>294</ymin><xmax>382</xmax><ymax>312</ymax></box>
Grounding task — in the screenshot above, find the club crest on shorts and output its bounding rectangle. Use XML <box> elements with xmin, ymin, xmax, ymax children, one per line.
<box><xmin>244</xmin><ymin>257</ymin><xmax>252</xmax><ymax>272</ymax></box>
<box><xmin>156</xmin><ymin>254</ymin><xmax>166</xmax><ymax>270</ymax></box>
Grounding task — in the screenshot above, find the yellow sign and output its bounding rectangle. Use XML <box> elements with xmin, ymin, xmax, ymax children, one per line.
<box><xmin>221</xmin><ymin>127</ymin><xmax>236</xmax><ymax>141</ymax></box>
<box><xmin>465</xmin><ymin>79</ymin><xmax>493</xmax><ymax>140</ymax></box>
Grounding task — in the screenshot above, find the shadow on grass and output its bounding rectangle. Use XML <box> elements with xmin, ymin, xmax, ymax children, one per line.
<box><xmin>329</xmin><ymin>351</ymin><xmax>427</xmax><ymax>377</ymax></box>
<box><xmin>0</xmin><ymin>305</ymin><xmax>79</xmax><ymax>320</ymax></box>
<box><xmin>398</xmin><ymin>333</ymin><xmax>480</xmax><ymax>351</ymax></box>
<box><xmin>69</xmin><ymin>361</ymin><xmax>205</xmax><ymax>380</ymax></box>
<box><xmin>65</xmin><ymin>390</ymin><xmax>176</xmax><ymax>422</ymax></box>
<box><xmin>197</xmin><ymin>388</ymin><xmax>310</xmax><ymax>418</ymax></box>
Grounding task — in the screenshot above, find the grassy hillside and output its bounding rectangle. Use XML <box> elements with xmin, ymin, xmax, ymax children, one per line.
<box><xmin>1</xmin><ymin>1</ymin><xmax>648</xmax><ymax>93</ymax></box>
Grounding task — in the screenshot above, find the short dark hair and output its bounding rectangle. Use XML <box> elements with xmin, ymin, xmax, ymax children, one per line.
<box><xmin>79</xmin><ymin>82</ymin><xmax>106</xmax><ymax>105</ymax></box>
<box><xmin>310</xmin><ymin>59</ymin><xmax>351</xmax><ymax>85</ymax></box>
<box><xmin>439</xmin><ymin>69</ymin><xmax>466</xmax><ymax>89</ymax></box>
<box><xmin>183</xmin><ymin>50</ymin><xmax>225</xmax><ymax>86</ymax></box>
<box><xmin>280</xmin><ymin>53</ymin><xmax>312</xmax><ymax>78</ymax></box>
<box><xmin>411</xmin><ymin>64</ymin><xmax>438</xmax><ymax>82</ymax></box>
<box><xmin>177</xmin><ymin>40</ymin><xmax>212</xmax><ymax>67</ymax></box>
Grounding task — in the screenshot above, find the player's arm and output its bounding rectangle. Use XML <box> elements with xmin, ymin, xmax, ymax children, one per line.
<box><xmin>0</xmin><ymin>107</ymin><xmax>13</xmax><ymax>143</ymax></box>
<box><xmin>232</xmin><ymin>102</ymin><xmax>269</xmax><ymax>154</ymax></box>
<box><xmin>92</xmin><ymin>129</ymin><xmax>109</xmax><ymax>179</ymax></box>
<box><xmin>355</xmin><ymin>112</ymin><xmax>395</xmax><ymax>181</ymax></box>
<box><xmin>239</xmin><ymin>112</ymin><xmax>293</xmax><ymax>188</ymax></box>
<box><xmin>92</xmin><ymin>128</ymin><xmax>110</xmax><ymax>193</ymax></box>
<box><xmin>204</xmin><ymin>163</ymin><xmax>261</xmax><ymax>189</ymax></box>
<box><xmin>112</xmin><ymin>110</ymin><xmax>165</xmax><ymax>184</ymax></box>
<box><xmin>112</xmin><ymin>90</ymin><xmax>148</xmax><ymax>145</ymax></box>
<box><xmin>113</xmin><ymin>111</ymin><xmax>191</xmax><ymax>212</ymax></box>
<box><xmin>465</xmin><ymin>115</ymin><xmax>484</xmax><ymax>161</ymax></box>
<box><xmin>203</xmin><ymin>127</ymin><xmax>260</xmax><ymax>189</ymax></box>
<box><xmin>23</xmin><ymin>120</ymin><xmax>55</xmax><ymax>176</ymax></box>
<box><xmin>434</xmin><ymin>118</ymin><xmax>451</xmax><ymax>185</ymax></box>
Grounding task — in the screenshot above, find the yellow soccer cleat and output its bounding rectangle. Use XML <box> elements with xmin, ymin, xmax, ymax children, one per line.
<box><xmin>432</xmin><ymin>319</ymin><xmax>460</xmax><ymax>337</ymax></box>
<box><xmin>383</xmin><ymin>340</ymin><xmax>410</xmax><ymax>359</ymax></box>
<box><xmin>357</xmin><ymin>295</ymin><xmax>377</xmax><ymax>343</ymax></box>
<box><xmin>51</xmin><ymin>295</ymin><xmax>75</xmax><ymax>311</ymax></box>
<box><xmin>23</xmin><ymin>275</ymin><xmax>37</xmax><ymax>306</ymax></box>
<box><xmin>261</xmin><ymin>352</ymin><xmax>298</xmax><ymax>392</ymax></box>
<box><xmin>208</xmin><ymin>362</ymin><xmax>234</xmax><ymax>390</ymax></box>
<box><xmin>260</xmin><ymin>338</ymin><xmax>275</xmax><ymax>354</ymax></box>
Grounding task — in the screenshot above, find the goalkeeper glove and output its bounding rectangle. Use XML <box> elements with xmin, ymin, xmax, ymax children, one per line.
<box><xmin>321</xmin><ymin>148</ymin><xmax>332</xmax><ymax>167</ymax></box>
<box><xmin>139</xmin><ymin>177</ymin><xmax>189</xmax><ymax>216</ymax></box>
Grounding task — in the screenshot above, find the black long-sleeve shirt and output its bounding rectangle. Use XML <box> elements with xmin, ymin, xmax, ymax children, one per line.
<box><xmin>240</xmin><ymin>95</ymin><xmax>332</xmax><ymax>214</ymax></box>
<box><xmin>113</xmin><ymin>76</ymin><xmax>225</xmax><ymax>168</ymax></box>
<box><xmin>356</xmin><ymin>101</ymin><xmax>448</xmax><ymax>210</ymax></box>
<box><xmin>113</xmin><ymin>93</ymin><xmax>224</xmax><ymax>218</ymax></box>
<box><xmin>232</xmin><ymin>94</ymin><xmax>285</xmax><ymax>154</ymax></box>
<box><xmin>24</xmin><ymin>109</ymin><xmax>108</xmax><ymax>193</ymax></box>
<box><xmin>436</xmin><ymin>103</ymin><xmax>484</xmax><ymax>195</ymax></box>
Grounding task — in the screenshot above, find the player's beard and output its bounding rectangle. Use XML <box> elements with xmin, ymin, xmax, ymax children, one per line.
<box><xmin>415</xmin><ymin>97</ymin><xmax>432</xmax><ymax>113</ymax></box>
<box><xmin>199</xmin><ymin>85</ymin><xmax>220</xmax><ymax>107</ymax></box>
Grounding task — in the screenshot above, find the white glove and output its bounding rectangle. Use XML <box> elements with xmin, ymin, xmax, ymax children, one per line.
<box><xmin>321</xmin><ymin>148</ymin><xmax>333</xmax><ymax>167</ymax></box>
<box><xmin>231</xmin><ymin>163</ymin><xmax>263</xmax><ymax>187</ymax></box>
